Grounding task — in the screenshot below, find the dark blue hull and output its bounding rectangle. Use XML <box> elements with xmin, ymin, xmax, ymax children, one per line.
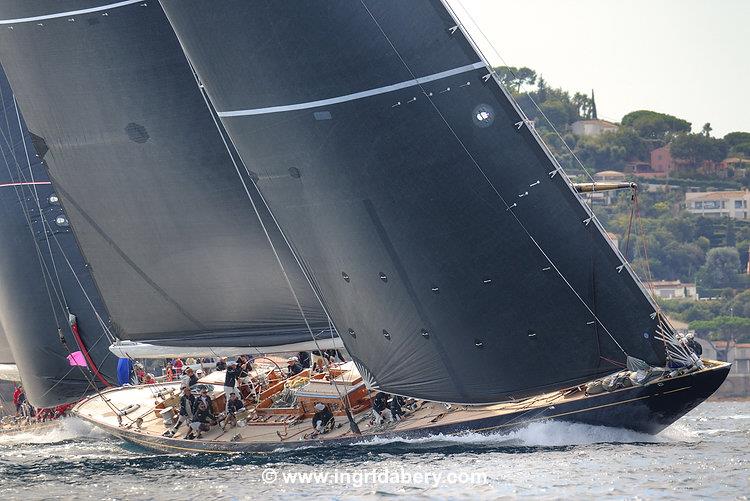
<box><xmin>78</xmin><ymin>362</ymin><xmax>730</xmax><ymax>454</ymax></box>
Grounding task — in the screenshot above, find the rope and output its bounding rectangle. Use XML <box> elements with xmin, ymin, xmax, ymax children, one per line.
<box><xmin>359</xmin><ymin>0</ymin><xmax>629</xmax><ymax>357</ymax></box>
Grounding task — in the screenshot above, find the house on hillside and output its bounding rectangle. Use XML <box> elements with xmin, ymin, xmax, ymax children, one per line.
<box><xmin>685</xmin><ymin>190</ymin><xmax>750</xmax><ymax>219</ymax></box>
<box><xmin>643</xmin><ymin>280</ymin><xmax>697</xmax><ymax>300</ymax></box>
<box><xmin>650</xmin><ymin>144</ymin><xmax>726</xmax><ymax>177</ymax></box>
<box><xmin>571</xmin><ymin>119</ymin><xmax>618</xmax><ymax>137</ymax></box>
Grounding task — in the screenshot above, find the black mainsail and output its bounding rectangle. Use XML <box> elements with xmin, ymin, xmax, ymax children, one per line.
<box><xmin>161</xmin><ymin>0</ymin><xmax>675</xmax><ymax>403</ymax></box>
<box><xmin>0</xmin><ymin>1</ymin><xmax>328</xmax><ymax>352</ymax></box>
<box><xmin>0</xmin><ymin>63</ymin><xmax>118</xmax><ymax>406</ymax></box>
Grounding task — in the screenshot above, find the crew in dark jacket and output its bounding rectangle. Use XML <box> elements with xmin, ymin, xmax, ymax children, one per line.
<box><xmin>389</xmin><ymin>396</ymin><xmax>406</xmax><ymax>421</ymax></box>
<box><xmin>195</xmin><ymin>388</ymin><xmax>212</xmax><ymax>413</ymax></box>
<box><xmin>215</xmin><ymin>358</ymin><xmax>227</xmax><ymax>371</ymax></box>
<box><xmin>223</xmin><ymin>361</ymin><xmax>240</xmax><ymax>411</ymax></box>
<box><xmin>187</xmin><ymin>401</ymin><xmax>215</xmax><ymax>439</ymax></box>
<box><xmin>287</xmin><ymin>357</ymin><xmax>304</xmax><ymax>377</ymax></box>
<box><xmin>312</xmin><ymin>402</ymin><xmax>334</xmax><ymax>433</ymax></box>
<box><xmin>297</xmin><ymin>351</ymin><xmax>311</xmax><ymax>368</ymax></box>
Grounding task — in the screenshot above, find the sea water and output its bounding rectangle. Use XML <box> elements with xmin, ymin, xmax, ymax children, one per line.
<box><xmin>0</xmin><ymin>401</ymin><xmax>748</xmax><ymax>500</ymax></box>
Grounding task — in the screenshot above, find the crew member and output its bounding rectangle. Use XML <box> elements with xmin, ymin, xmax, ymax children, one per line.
<box><xmin>312</xmin><ymin>402</ymin><xmax>334</xmax><ymax>434</ymax></box>
<box><xmin>215</xmin><ymin>357</ymin><xmax>227</xmax><ymax>371</ymax></box>
<box><xmin>287</xmin><ymin>357</ymin><xmax>304</xmax><ymax>377</ymax></box>
<box><xmin>223</xmin><ymin>361</ymin><xmax>240</xmax><ymax>411</ymax></box>
<box><xmin>187</xmin><ymin>401</ymin><xmax>215</xmax><ymax>440</ymax></box>
<box><xmin>164</xmin><ymin>386</ymin><xmax>195</xmax><ymax>437</ymax></box>
<box><xmin>371</xmin><ymin>392</ymin><xmax>389</xmax><ymax>425</ymax></box>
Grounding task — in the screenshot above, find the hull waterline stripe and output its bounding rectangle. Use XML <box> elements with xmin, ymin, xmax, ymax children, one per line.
<box><xmin>0</xmin><ymin>181</ymin><xmax>51</xmax><ymax>188</ymax></box>
<box><xmin>0</xmin><ymin>0</ymin><xmax>142</xmax><ymax>25</ymax></box>
<box><xmin>217</xmin><ymin>61</ymin><xmax>486</xmax><ymax>117</ymax></box>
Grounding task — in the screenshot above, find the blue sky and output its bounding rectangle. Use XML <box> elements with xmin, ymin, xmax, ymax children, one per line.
<box><xmin>455</xmin><ymin>0</ymin><xmax>749</xmax><ymax>137</ymax></box>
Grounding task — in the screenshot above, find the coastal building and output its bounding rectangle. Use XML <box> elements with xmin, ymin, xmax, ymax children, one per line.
<box><xmin>650</xmin><ymin>144</ymin><xmax>674</xmax><ymax>174</ymax></box>
<box><xmin>644</xmin><ymin>280</ymin><xmax>697</xmax><ymax>300</ymax></box>
<box><xmin>571</xmin><ymin>119</ymin><xmax>618</xmax><ymax>137</ymax></box>
<box><xmin>685</xmin><ymin>190</ymin><xmax>750</xmax><ymax>219</ymax></box>
<box><xmin>650</xmin><ymin>144</ymin><xmax>727</xmax><ymax>177</ymax></box>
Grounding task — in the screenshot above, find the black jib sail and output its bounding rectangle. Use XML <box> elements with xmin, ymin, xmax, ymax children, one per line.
<box><xmin>0</xmin><ymin>1</ymin><xmax>328</xmax><ymax>351</ymax></box>
<box><xmin>161</xmin><ymin>0</ymin><xmax>675</xmax><ymax>403</ymax></box>
<box><xmin>0</xmin><ymin>64</ymin><xmax>118</xmax><ymax>407</ymax></box>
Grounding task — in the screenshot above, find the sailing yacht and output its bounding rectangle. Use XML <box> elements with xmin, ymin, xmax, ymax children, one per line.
<box><xmin>0</xmin><ymin>1</ymin><xmax>729</xmax><ymax>452</ymax></box>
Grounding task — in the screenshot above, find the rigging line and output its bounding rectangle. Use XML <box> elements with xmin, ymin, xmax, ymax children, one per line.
<box><xmin>48</xmin><ymin>230</ymin><xmax>117</xmax><ymax>343</ymax></box>
<box><xmin>14</xmin><ymin>96</ymin><xmax>70</xmax><ymax>314</ymax></box>
<box><xmin>0</xmin><ymin>105</ymin><xmax>113</xmax><ymax>344</ymax></box>
<box><xmin>359</xmin><ymin>0</ymin><xmax>628</xmax><ymax>356</ymax></box>
<box><xmin>0</xmin><ymin>109</ymin><xmax>65</xmax><ymax>331</ymax></box>
<box><xmin>445</xmin><ymin>0</ymin><xmax>662</xmax><ymax>317</ymax></box>
<box><xmin>448</xmin><ymin>0</ymin><xmax>598</xmax><ymax>186</ymax></box>
<box><xmin>183</xmin><ymin>56</ymin><xmax>359</xmax><ymax>431</ymax></box>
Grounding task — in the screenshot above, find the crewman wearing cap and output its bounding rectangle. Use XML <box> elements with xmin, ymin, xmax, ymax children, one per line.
<box><xmin>287</xmin><ymin>356</ymin><xmax>304</xmax><ymax>377</ymax></box>
<box><xmin>312</xmin><ymin>402</ymin><xmax>334</xmax><ymax>434</ymax></box>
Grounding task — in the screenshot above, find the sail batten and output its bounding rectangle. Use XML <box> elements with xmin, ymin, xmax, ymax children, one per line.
<box><xmin>162</xmin><ymin>0</ymin><xmax>669</xmax><ymax>403</ymax></box>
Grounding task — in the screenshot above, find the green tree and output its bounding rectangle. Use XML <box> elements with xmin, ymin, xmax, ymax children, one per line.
<box><xmin>690</xmin><ymin>316</ymin><xmax>750</xmax><ymax>343</ymax></box>
<box><xmin>493</xmin><ymin>65</ymin><xmax>537</xmax><ymax>92</ymax></box>
<box><xmin>724</xmin><ymin>132</ymin><xmax>750</xmax><ymax>148</ymax></box>
<box><xmin>621</xmin><ymin>110</ymin><xmax>691</xmax><ymax>141</ymax></box>
<box><xmin>697</xmin><ymin>247</ymin><xmax>740</xmax><ymax>288</ymax></box>
<box><xmin>701</xmin><ymin>122</ymin><xmax>713</xmax><ymax>137</ymax></box>
<box><xmin>671</xmin><ymin>133</ymin><xmax>728</xmax><ymax>166</ymax></box>
<box><xmin>731</xmin><ymin>142</ymin><xmax>750</xmax><ymax>158</ymax></box>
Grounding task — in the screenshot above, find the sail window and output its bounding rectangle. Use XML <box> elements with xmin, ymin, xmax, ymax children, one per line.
<box><xmin>55</xmin><ymin>215</ymin><xmax>69</xmax><ymax>227</ymax></box>
<box><xmin>348</xmin><ymin>328</ymin><xmax>356</xmax><ymax>338</ymax></box>
<box><xmin>313</xmin><ymin>111</ymin><xmax>332</xmax><ymax>120</ymax></box>
<box><xmin>382</xmin><ymin>329</ymin><xmax>391</xmax><ymax>340</ymax></box>
<box><xmin>48</xmin><ymin>194</ymin><xmax>59</xmax><ymax>205</ymax></box>
<box><xmin>341</xmin><ymin>271</ymin><xmax>350</xmax><ymax>282</ymax></box>
<box><xmin>472</xmin><ymin>104</ymin><xmax>495</xmax><ymax>128</ymax></box>
<box><xmin>420</xmin><ymin>328</ymin><xmax>429</xmax><ymax>338</ymax></box>
<box><xmin>288</xmin><ymin>167</ymin><xmax>301</xmax><ymax>178</ymax></box>
<box><xmin>379</xmin><ymin>272</ymin><xmax>387</xmax><ymax>283</ymax></box>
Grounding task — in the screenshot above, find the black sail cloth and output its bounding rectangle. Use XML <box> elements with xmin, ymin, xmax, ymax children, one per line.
<box><xmin>161</xmin><ymin>0</ymin><xmax>671</xmax><ymax>403</ymax></box>
<box><xmin>0</xmin><ymin>2</ymin><xmax>327</xmax><ymax>350</ymax></box>
<box><xmin>0</xmin><ymin>64</ymin><xmax>118</xmax><ymax>407</ymax></box>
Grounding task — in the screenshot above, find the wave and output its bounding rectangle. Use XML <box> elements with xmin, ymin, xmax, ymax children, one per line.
<box><xmin>0</xmin><ymin>417</ymin><xmax>107</xmax><ymax>446</ymax></box>
<box><xmin>352</xmin><ymin>420</ymin><xmax>697</xmax><ymax>449</ymax></box>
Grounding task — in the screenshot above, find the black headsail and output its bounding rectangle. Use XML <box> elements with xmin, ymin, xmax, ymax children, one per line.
<box><xmin>161</xmin><ymin>0</ymin><xmax>674</xmax><ymax>403</ymax></box>
<box><xmin>0</xmin><ymin>63</ymin><xmax>118</xmax><ymax>407</ymax></box>
<box><xmin>0</xmin><ymin>2</ymin><xmax>328</xmax><ymax>352</ymax></box>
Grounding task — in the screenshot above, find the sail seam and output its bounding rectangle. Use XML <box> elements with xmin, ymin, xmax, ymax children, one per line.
<box><xmin>216</xmin><ymin>62</ymin><xmax>485</xmax><ymax>117</ymax></box>
<box><xmin>0</xmin><ymin>0</ymin><xmax>143</xmax><ymax>24</ymax></box>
